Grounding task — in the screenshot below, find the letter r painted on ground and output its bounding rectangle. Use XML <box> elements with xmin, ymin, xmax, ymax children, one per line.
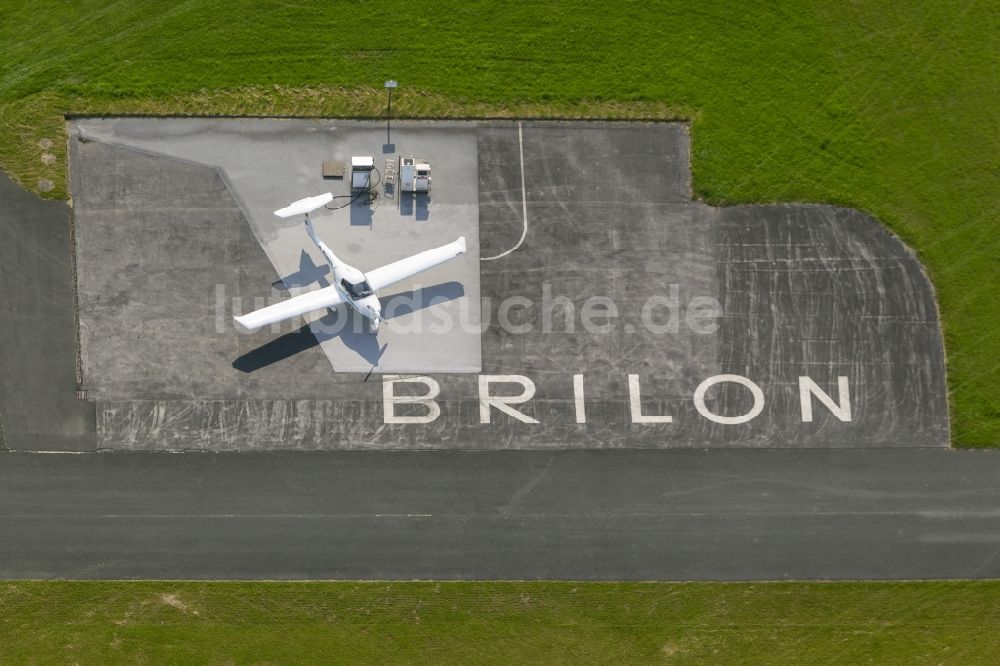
<box><xmin>479</xmin><ymin>375</ymin><xmax>540</xmax><ymax>424</ymax></box>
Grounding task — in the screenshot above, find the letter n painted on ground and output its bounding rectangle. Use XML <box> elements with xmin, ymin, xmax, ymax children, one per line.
<box><xmin>799</xmin><ymin>376</ymin><xmax>852</xmax><ymax>422</ymax></box>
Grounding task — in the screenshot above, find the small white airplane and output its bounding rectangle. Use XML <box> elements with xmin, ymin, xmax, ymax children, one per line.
<box><xmin>234</xmin><ymin>192</ymin><xmax>466</xmax><ymax>334</ymax></box>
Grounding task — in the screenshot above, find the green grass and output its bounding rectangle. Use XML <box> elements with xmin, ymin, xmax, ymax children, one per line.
<box><xmin>0</xmin><ymin>1</ymin><xmax>996</xmax><ymax>446</ymax></box>
<box><xmin>0</xmin><ymin>580</ymin><xmax>998</xmax><ymax>664</ymax></box>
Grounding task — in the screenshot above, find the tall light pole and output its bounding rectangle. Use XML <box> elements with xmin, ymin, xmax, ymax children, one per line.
<box><xmin>384</xmin><ymin>80</ymin><xmax>398</xmax><ymax>146</ymax></box>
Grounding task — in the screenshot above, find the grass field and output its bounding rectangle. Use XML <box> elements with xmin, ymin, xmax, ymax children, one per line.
<box><xmin>1</xmin><ymin>580</ymin><xmax>998</xmax><ymax>664</ymax></box>
<box><xmin>1</xmin><ymin>0</ymin><xmax>996</xmax><ymax>445</ymax></box>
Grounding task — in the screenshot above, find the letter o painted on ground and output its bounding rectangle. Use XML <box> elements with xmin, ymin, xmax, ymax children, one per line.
<box><xmin>693</xmin><ymin>374</ymin><xmax>765</xmax><ymax>425</ymax></box>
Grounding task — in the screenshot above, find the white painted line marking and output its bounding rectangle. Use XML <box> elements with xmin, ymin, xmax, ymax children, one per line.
<box><xmin>0</xmin><ymin>514</ymin><xmax>438</xmax><ymax>520</ymax></box>
<box><xmin>482</xmin><ymin>121</ymin><xmax>529</xmax><ymax>261</ymax></box>
<box><xmin>6</xmin><ymin>511</ymin><xmax>991</xmax><ymax>519</ymax></box>
<box><xmin>573</xmin><ymin>374</ymin><xmax>586</xmax><ymax>424</ymax></box>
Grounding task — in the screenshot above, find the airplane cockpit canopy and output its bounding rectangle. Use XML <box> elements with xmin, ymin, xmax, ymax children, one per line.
<box><xmin>342</xmin><ymin>278</ymin><xmax>374</xmax><ymax>299</ymax></box>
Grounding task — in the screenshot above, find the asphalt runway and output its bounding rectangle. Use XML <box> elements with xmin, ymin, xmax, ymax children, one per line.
<box><xmin>1</xmin><ymin>448</ymin><xmax>999</xmax><ymax>580</ymax></box>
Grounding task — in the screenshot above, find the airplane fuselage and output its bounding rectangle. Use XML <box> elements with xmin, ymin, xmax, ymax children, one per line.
<box><xmin>306</xmin><ymin>214</ymin><xmax>382</xmax><ymax>331</ymax></box>
<box><xmin>333</xmin><ymin>265</ymin><xmax>382</xmax><ymax>332</ymax></box>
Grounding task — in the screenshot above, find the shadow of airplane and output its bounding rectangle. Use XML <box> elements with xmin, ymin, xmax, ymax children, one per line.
<box><xmin>232</xmin><ymin>323</ymin><xmax>323</xmax><ymax>372</ymax></box>
<box><xmin>381</xmin><ymin>281</ymin><xmax>465</xmax><ymax>319</ymax></box>
<box><xmin>272</xmin><ymin>250</ymin><xmax>330</xmax><ymax>293</ymax></box>
<box><xmin>232</xmin><ymin>281</ymin><xmax>465</xmax><ymax>372</ymax></box>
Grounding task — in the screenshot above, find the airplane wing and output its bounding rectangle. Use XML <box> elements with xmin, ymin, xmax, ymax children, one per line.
<box><xmin>366</xmin><ymin>236</ymin><xmax>467</xmax><ymax>292</ymax></box>
<box><xmin>233</xmin><ymin>284</ymin><xmax>345</xmax><ymax>332</ymax></box>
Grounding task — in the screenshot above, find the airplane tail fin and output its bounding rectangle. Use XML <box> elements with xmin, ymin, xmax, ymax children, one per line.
<box><xmin>274</xmin><ymin>193</ymin><xmax>340</xmax><ymax>270</ymax></box>
<box><xmin>274</xmin><ymin>193</ymin><xmax>334</xmax><ymax>218</ymax></box>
